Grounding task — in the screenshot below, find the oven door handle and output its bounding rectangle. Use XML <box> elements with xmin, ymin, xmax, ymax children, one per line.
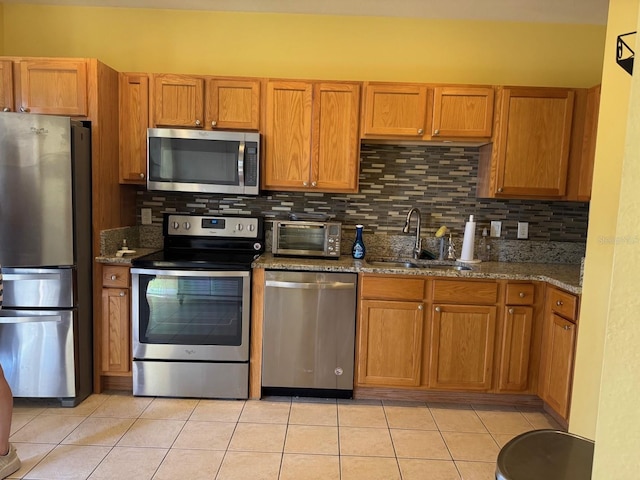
<box><xmin>131</xmin><ymin>268</ymin><xmax>249</xmax><ymax>278</ymax></box>
<box><xmin>265</xmin><ymin>280</ymin><xmax>355</xmax><ymax>290</ymax></box>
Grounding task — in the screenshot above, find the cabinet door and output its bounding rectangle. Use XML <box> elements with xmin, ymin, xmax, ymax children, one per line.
<box><xmin>493</xmin><ymin>87</ymin><xmax>574</xmax><ymax>197</ymax></box>
<box><xmin>19</xmin><ymin>59</ymin><xmax>87</xmax><ymax>116</ymax></box>
<box><xmin>542</xmin><ymin>314</ymin><xmax>576</xmax><ymax>419</ymax></box>
<box><xmin>101</xmin><ymin>287</ymin><xmax>131</xmax><ymax>374</ymax></box>
<box><xmin>357</xmin><ymin>299</ymin><xmax>424</xmax><ymax>387</ymax></box>
<box><xmin>263</xmin><ymin>81</ymin><xmax>313</xmax><ymax>190</ymax></box>
<box><xmin>432</xmin><ymin>86</ymin><xmax>494</xmax><ymax>138</ymax></box>
<box><xmin>362</xmin><ymin>83</ymin><xmax>429</xmax><ymax>137</ymax></box>
<box><xmin>205</xmin><ymin>78</ymin><xmax>260</xmax><ymax>130</ymax></box>
<box><xmin>0</xmin><ymin>60</ymin><xmax>15</xmax><ymax>112</ymax></box>
<box><xmin>429</xmin><ymin>304</ymin><xmax>497</xmax><ymax>391</ymax></box>
<box><xmin>119</xmin><ymin>73</ymin><xmax>149</xmax><ymax>184</ymax></box>
<box><xmin>153</xmin><ymin>74</ymin><xmax>204</xmax><ymax>127</ymax></box>
<box><xmin>497</xmin><ymin>306</ymin><xmax>533</xmax><ymax>392</ymax></box>
<box><xmin>312</xmin><ymin>82</ymin><xmax>360</xmax><ymax>192</ymax></box>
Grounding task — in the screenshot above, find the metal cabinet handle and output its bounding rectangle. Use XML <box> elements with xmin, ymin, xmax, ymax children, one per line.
<box><xmin>435</xmin><ymin>306</ymin><xmax>441</xmax><ymax>312</ymax></box>
<box><xmin>508</xmin><ymin>308</ymin><xmax>514</xmax><ymax>315</ymax></box>
<box><xmin>139</xmin><ymin>173</ymin><xmax>145</xmax><ymax>179</ymax></box>
<box><xmin>497</xmin><ymin>188</ymin><xmax>503</xmax><ymax>193</ymax></box>
<box><xmin>563</xmin><ymin>324</ymin><xmax>573</xmax><ymax>330</ymax></box>
<box><xmin>303</xmin><ymin>181</ymin><xmax>309</xmax><ymax>187</ymax></box>
<box><xmin>519</xmin><ymin>292</ymin><xmax>526</xmax><ymax>298</ymax></box>
<box><xmin>311</xmin><ymin>181</ymin><xmax>317</xmax><ymax>187</ymax></box>
<box><xmin>417</xmin><ymin>128</ymin><xmax>424</xmax><ymax>135</ymax></box>
<box><xmin>19</xmin><ymin>106</ymin><xmax>29</xmax><ymax>113</ymax></box>
<box><xmin>110</xmin><ymin>275</ymin><xmax>117</xmax><ymax>281</ymax></box>
<box><xmin>119</xmin><ymin>291</ymin><xmax>126</xmax><ymax>297</ymax></box>
<box><xmin>195</xmin><ymin>119</ymin><xmax>201</xmax><ymax>126</ymax></box>
<box><xmin>418</xmin><ymin>305</ymin><xmax>423</xmax><ymax>311</ymax></box>
<box><xmin>433</xmin><ymin>129</ymin><xmax>440</xmax><ymax>135</ymax></box>
<box><xmin>211</xmin><ymin>120</ymin><xmax>217</xmax><ymax>127</ymax></box>
<box><xmin>2</xmin><ymin>107</ymin><xmax>10</xmax><ymax>112</ymax></box>
<box><xmin>556</xmin><ymin>300</ymin><xmax>563</xmax><ymax>306</ymax></box>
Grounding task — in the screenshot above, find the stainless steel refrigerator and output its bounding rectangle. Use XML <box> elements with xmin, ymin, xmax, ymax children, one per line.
<box><xmin>0</xmin><ymin>112</ymin><xmax>93</xmax><ymax>407</ymax></box>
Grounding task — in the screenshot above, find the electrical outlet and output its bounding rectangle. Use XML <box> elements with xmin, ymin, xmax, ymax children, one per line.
<box><xmin>141</xmin><ymin>208</ymin><xmax>153</xmax><ymax>225</ymax></box>
<box><xmin>517</xmin><ymin>221</ymin><xmax>529</xmax><ymax>239</ymax></box>
<box><xmin>490</xmin><ymin>221</ymin><xmax>502</xmax><ymax>238</ymax></box>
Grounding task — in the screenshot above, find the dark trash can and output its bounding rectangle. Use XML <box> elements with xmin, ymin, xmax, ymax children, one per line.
<box><xmin>495</xmin><ymin>429</ymin><xmax>594</xmax><ymax>480</ymax></box>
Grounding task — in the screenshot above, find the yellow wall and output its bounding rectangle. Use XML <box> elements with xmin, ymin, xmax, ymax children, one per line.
<box><xmin>1</xmin><ymin>4</ymin><xmax>605</xmax><ymax>86</ymax></box>
<box><xmin>592</xmin><ymin>3</ymin><xmax>640</xmax><ymax>476</ymax></box>
<box><xmin>569</xmin><ymin>0</ymin><xmax>637</xmax><ymax>439</ymax></box>
<box><xmin>0</xmin><ymin>3</ymin><xmax>4</xmax><ymax>55</ymax></box>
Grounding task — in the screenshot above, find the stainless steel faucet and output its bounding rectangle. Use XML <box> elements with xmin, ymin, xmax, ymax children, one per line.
<box><xmin>402</xmin><ymin>207</ymin><xmax>422</xmax><ymax>259</ymax></box>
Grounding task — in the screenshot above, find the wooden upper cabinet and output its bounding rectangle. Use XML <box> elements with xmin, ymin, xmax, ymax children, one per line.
<box><xmin>576</xmin><ymin>85</ymin><xmax>600</xmax><ymax>201</ymax></box>
<box><xmin>119</xmin><ymin>73</ymin><xmax>150</xmax><ymax>184</ymax></box>
<box><xmin>361</xmin><ymin>82</ymin><xmax>430</xmax><ymax>137</ymax></box>
<box><xmin>153</xmin><ymin>74</ymin><xmax>204</xmax><ymax>127</ymax></box>
<box><xmin>432</xmin><ymin>86</ymin><xmax>494</xmax><ymax>138</ymax></box>
<box><xmin>312</xmin><ymin>82</ymin><xmax>360</xmax><ymax>191</ymax></box>
<box><xmin>0</xmin><ymin>60</ymin><xmax>15</xmax><ymax>112</ymax></box>
<box><xmin>264</xmin><ymin>80</ymin><xmax>360</xmax><ymax>193</ymax></box>
<box><xmin>18</xmin><ymin>59</ymin><xmax>88</xmax><ymax>116</ymax></box>
<box><xmin>205</xmin><ymin>78</ymin><xmax>260</xmax><ymax>130</ymax></box>
<box><xmin>481</xmin><ymin>87</ymin><xmax>575</xmax><ymax>198</ymax></box>
<box><xmin>264</xmin><ymin>81</ymin><xmax>313</xmax><ymax>189</ymax></box>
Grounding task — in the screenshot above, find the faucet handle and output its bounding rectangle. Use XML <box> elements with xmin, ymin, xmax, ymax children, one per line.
<box><xmin>446</xmin><ymin>234</ymin><xmax>456</xmax><ymax>260</ymax></box>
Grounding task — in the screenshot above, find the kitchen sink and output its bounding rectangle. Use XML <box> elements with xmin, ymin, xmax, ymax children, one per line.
<box><xmin>366</xmin><ymin>260</ymin><xmax>419</xmax><ymax>268</ymax></box>
<box><xmin>366</xmin><ymin>260</ymin><xmax>472</xmax><ymax>271</ymax></box>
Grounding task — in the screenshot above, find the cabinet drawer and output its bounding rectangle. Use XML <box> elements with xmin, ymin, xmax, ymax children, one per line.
<box><xmin>505</xmin><ymin>283</ymin><xmax>535</xmax><ymax>305</ymax></box>
<box><xmin>432</xmin><ymin>279</ymin><xmax>498</xmax><ymax>304</ymax></box>
<box><xmin>361</xmin><ymin>276</ymin><xmax>426</xmax><ymax>301</ymax></box>
<box><xmin>102</xmin><ymin>265</ymin><xmax>130</xmax><ymax>288</ymax></box>
<box><xmin>548</xmin><ymin>288</ymin><xmax>578</xmax><ymax>322</ymax></box>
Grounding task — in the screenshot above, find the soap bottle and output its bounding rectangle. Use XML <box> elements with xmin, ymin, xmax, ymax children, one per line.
<box><xmin>352</xmin><ymin>225</ymin><xmax>366</xmax><ymax>259</ymax></box>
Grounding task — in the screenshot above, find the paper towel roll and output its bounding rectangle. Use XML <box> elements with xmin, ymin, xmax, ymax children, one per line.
<box><xmin>460</xmin><ymin>215</ymin><xmax>476</xmax><ymax>262</ymax></box>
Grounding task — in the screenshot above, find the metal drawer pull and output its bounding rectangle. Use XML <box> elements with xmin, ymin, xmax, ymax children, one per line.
<box><xmin>563</xmin><ymin>325</ymin><xmax>573</xmax><ymax>330</ymax></box>
<box><xmin>265</xmin><ymin>280</ymin><xmax>355</xmax><ymax>290</ymax></box>
<box><xmin>519</xmin><ymin>292</ymin><xmax>526</xmax><ymax>298</ymax></box>
<box><xmin>110</xmin><ymin>275</ymin><xmax>117</xmax><ymax>281</ymax></box>
<box><xmin>556</xmin><ymin>300</ymin><xmax>563</xmax><ymax>306</ymax></box>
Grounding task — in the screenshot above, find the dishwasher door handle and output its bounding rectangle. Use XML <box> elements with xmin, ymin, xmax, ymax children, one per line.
<box><xmin>265</xmin><ymin>280</ymin><xmax>355</xmax><ymax>290</ymax></box>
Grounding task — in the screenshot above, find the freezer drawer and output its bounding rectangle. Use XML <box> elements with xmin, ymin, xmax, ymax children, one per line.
<box><xmin>0</xmin><ymin>267</ymin><xmax>74</xmax><ymax>308</ymax></box>
<box><xmin>0</xmin><ymin>310</ymin><xmax>76</xmax><ymax>398</ymax></box>
<box><xmin>262</xmin><ymin>271</ymin><xmax>357</xmax><ymax>393</ymax></box>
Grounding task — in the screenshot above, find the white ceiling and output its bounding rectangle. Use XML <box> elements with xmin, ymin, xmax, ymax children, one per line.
<box><xmin>1</xmin><ymin>0</ymin><xmax>610</xmax><ymax>25</ymax></box>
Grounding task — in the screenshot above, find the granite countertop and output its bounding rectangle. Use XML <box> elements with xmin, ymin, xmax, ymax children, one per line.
<box><xmin>253</xmin><ymin>254</ymin><xmax>582</xmax><ymax>294</ymax></box>
<box><xmin>95</xmin><ymin>248</ymin><xmax>160</xmax><ymax>265</ymax></box>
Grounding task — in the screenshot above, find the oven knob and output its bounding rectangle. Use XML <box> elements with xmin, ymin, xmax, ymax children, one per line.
<box><xmin>172</xmin><ymin>222</ymin><xmax>180</xmax><ymax>230</ymax></box>
<box><xmin>248</xmin><ymin>224</ymin><xmax>255</xmax><ymax>232</ymax></box>
<box><xmin>183</xmin><ymin>222</ymin><xmax>191</xmax><ymax>230</ymax></box>
<box><xmin>329</xmin><ymin>238</ymin><xmax>334</xmax><ymax>243</ymax></box>
<box><xmin>236</xmin><ymin>224</ymin><xmax>244</xmax><ymax>231</ymax></box>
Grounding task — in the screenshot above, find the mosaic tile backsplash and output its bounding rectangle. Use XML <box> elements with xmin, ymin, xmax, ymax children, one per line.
<box><xmin>135</xmin><ymin>142</ymin><xmax>589</xmax><ymax>258</ymax></box>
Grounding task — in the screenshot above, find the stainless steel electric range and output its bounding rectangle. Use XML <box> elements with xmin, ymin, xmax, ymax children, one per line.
<box><xmin>130</xmin><ymin>213</ymin><xmax>264</xmax><ymax>399</ymax></box>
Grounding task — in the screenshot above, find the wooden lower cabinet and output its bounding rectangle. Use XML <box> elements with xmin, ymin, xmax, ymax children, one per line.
<box><xmin>356</xmin><ymin>275</ymin><xmax>426</xmax><ymax>387</ymax></box>
<box><xmin>100</xmin><ymin>265</ymin><xmax>132</xmax><ymax>383</ymax></box>
<box><xmin>539</xmin><ymin>286</ymin><xmax>579</xmax><ymax>421</ymax></box>
<box><xmin>357</xmin><ymin>299</ymin><xmax>424</xmax><ymax>386</ymax></box>
<box><xmin>497</xmin><ymin>305</ymin><xmax>534</xmax><ymax>391</ymax></box>
<box><xmin>429</xmin><ymin>304</ymin><xmax>497</xmax><ymax>391</ymax></box>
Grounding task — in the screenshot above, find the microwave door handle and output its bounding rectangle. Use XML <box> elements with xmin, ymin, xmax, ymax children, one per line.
<box><xmin>238</xmin><ymin>141</ymin><xmax>246</xmax><ymax>186</ymax></box>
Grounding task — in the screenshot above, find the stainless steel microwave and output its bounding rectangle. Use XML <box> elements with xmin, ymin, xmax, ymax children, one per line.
<box><xmin>272</xmin><ymin>221</ymin><xmax>342</xmax><ymax>258</ymax></box>
<box><xmin>147</xmin><ymin>128</ymin><xmax>260</xmax><ymax>195</ymax></box>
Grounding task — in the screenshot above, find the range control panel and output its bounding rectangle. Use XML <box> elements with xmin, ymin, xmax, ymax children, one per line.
<box><xmin>166</xmin><ymin>214</ymin><xmax>261</xmax><ymax>238</ymax></box>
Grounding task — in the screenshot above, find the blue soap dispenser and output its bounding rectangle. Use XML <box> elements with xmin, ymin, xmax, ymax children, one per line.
<box><xmin>352</xmin><ymin>224</ymin><xmax>366</xmax><ymax>259</ymax></box>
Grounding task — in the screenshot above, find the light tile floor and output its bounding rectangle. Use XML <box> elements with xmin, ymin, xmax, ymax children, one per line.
<box><xmin>7</xmin><ymin>393</ymin><xmax>562</xmax><ymax>480</ymax></box>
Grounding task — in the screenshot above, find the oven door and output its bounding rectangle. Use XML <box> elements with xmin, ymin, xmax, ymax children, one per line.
<box><xmin>131</xmin><ymin>268</ymin><xmax>251</xmax><ymax>362</ymax></box>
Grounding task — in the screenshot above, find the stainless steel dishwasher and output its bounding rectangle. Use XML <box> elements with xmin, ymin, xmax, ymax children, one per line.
<box><xmin>262</xmin><ymin>270</ymin><xmax>357</xmax><ymax>398</ymax></box>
